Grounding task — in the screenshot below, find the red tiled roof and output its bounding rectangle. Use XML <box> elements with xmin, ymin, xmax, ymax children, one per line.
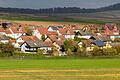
<box><xmin>9</xmin><ymin>40</ymin><xmax>16</xmax><ymax>43</ymax></box>
<box><xmin>43</xmin><ymin>40</ymin><xmax>54</xmax><ymax>47</ymax></box>
<box><xmin>37</xmin><ymin>28</ymin><xmax>58</xmax><ymax>35</ymax></box>
<box><xmin>0</xmin><ymin>28</ymin><xmax>5</xmax><ymax>32</ymax></box>
<box><xmin>5</xmin><ymin>29</ymin><xmax>12</xmax><ymax>34</ymax></box>
<box><xmin>10</xmin><ymin>27</ymin><xmax>26</xmax><ymax>34</ymax></box>
<box><xmin>49</xmin><ymin>35</ymin><xmax>65</xmax><ymax>41</ymax></box>
<box><xmin>37</xmin><ymin>28</ymin><xmax>48</xmax><ymax>35</ymax></box>
<box><xmin>54</xmin><ymin>40</ymin><xmax>64</xmax><ymax>46</ymax></box>
<box><xmin>58</xmin><ymin>28</ymin><xmax>75</xmax><ymax>35</ymax></box>
<box><xmin>21</xmin><ymin>36</ymin><xmax>39</xmax><ymax>41</ymax></box>
<box><xmin>47</xmin><ymin>31</ymin><xmax>58</xmax><ymax>35</ymax></box>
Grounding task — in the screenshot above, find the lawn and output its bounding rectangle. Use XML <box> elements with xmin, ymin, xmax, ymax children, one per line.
<box><xmin>0</xmin><ymin>58</ymin><xmax>120</xmax><ymax>80</ymax></box>
<box><xmin>0</xmin><ymin>58</ymin><xmax>120</xmax><ymax>69</ymax></box>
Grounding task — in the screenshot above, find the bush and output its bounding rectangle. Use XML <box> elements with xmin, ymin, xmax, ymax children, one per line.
<box><xmin>66</xmin><ymin>49</ymin><xmax>73</xmax><ymax>56</ymax></box>
<box><xmin>0</xmin><ymin>43</ymin><xmax>15</xmax><ymax>57</ymax></box>
<box><xmin>89</xmin><ymin>46</ymin><xmax>118</xmax><ymax>56</ymax></box>
<box><xmin>64</xmin><ymin>39</ymin><xmax>78</xmax><ymax>52</ymax></box>
<box><xmin>51</xmin><ymin>47</ymin><xmax>59</xmax><ymax>56</ymax></box>
<box><xmin>77</xmin><ymin>47</ymin><xmax>86</xmax><ymax>57</ymax></box>
<box><xmin>113</xmin><ymin>46</ymin><xmax>120</xmax><ymax>54</ymax></box>
<box><xmin>103</xmin><ymin>48</ymin><xmax>118</xmax><ymax>56</ymax></box>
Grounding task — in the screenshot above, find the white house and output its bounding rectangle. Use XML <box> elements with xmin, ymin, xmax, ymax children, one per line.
<box><xmin>33</xmin><ymin>28</ymin><xmax>48</xmax><ymax>40</ymax></box>
<box><xmin>57</xmin><ymin>28</ymin><xmax>75</xmax><ymax>39</ymax></box>
<box><xmin>5</xmin><ymin>27</ymin><xmax>26</xmax><ymax>39</ymax></box>
<box><xmin>0</xmin><ymin>28</ymin><xmax>6</xmax><ymax>35</ymax></box>
<box><xmin>48</xmin><ymin>26</ymin><xmax>58</xmax><ymax>32</ymax></box>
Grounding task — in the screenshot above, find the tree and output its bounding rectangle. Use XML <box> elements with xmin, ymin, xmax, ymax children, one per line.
<box><xmin>64</xmin><ymin>39</ymin><xmax>78</xmax><ymax>52</ymax></box>
<box><xmin>25</xmin><ymin>27</ymin><xmax>32</xmax><ymax>36</ymax></box>
<box><xmin>90</xmin><ymin>46</ymin><xmax>102</xmax><ymax>56</ymax></box>
<box><xmin>66</xmin><ymin>49</ymin><xmax>72</xmax><ymax>56</ymax></box>
<box><xmin>41</xmin><ymin>34</ymin><xmax>46</xmax><ymax>41</ymax></box>
<box><xmin>2</xmin><ymin>23</ymin><xmax>7</xmax><ymax>29</ymax></box>
<box><xmin>0</xmin><ymin>43</ymin><xmax>15</xmax><ymax>57</ymax></box>
<box><xmin>103</xmin><ymin>48</ymin><xmax>118</xmax><ymax>56</ymax></box>
<box><xmin>37</xmin><ymin>49</ymin><xmax>45</xmax><ymax>57</ymax></box>
<box><xmin>52</xmin><ymin>47</ymin><xmax>59</xmax><ymax>56</ymax></box>
<box><xmin>77</xmin><ymin>46</ymin><xmax>86</xmax><ymax>57</ymax></box>
<box><xmin>114</xmin><ymin>46</ymin><xmax>120</xmax><ymax>54</ymax></box>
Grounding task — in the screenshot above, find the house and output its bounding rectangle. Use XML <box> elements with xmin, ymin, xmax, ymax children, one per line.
<box><xmin>33</xmin><ymin>28</ymin><xmax>58</xmax><ymax>40</ymax></box>
<box><xmin>57</xmin><ymin>26</ymin><xmax>63</xmax><ymax>29</ymax></box>
<box><xmin>110</xmin><ymin>35</ymin><xmax>120</xmax><ymax>41</ymax></box>
<box><xmin>57</xmin><ymin>28</ymin><xmax>75</xmax><ymax>39</ymax></box>
<box><xmin>92</xmin><ymin>40</ymin><xmax>105</xmax><ymax>47</ymax></box>
<box><xmin>53</xmin><ymin>40</ymin><xmax>64</xmax><ymax>50</ymax></box>
<box><xmin>0</xmin><ymin>28</ymin><xmax>6</xmax><ymax>35</ymax></box>
<box><xmin>33</xmin><ymin>28</ymin><xmax>48</xmax><ymax>40</ymax></box>
<box><xmin>77</xmin><ymin>30</ymin><xmax>93</xmax><ymax>39</ymax></box>
<box><xmin>81</xmin><ymin>40</ymin><xmax>94</xmax><ymax>52</ymax></box>
<box><xmin>21</xmin><ymin>40</ymin><xmax>46</xmax><ymax>53</ymax></box>
<box><xmin>104</xmin><ymin>23</ymin><xmax>119</xmax><ymax>36</ymax></box>
<box><xmin>16</xmin><ymin>36</ymin><xmax>39</xmax><ymax>48</ymax></box>
<box><xmin>43</xmin><ymin>40</ymin><xmax>54</xmax><ymax>51</ymax></box>
<box><xmin>17</xmin><ymin>36</ymin><xmax>39</xmax><ymax>43</ymax></box>
<box><xmin>5</xmin><ymin>26</ymin><xmax>26</xmax><ymax>39</ymax></box>
<box><xmin>48</xmin><ymin>26</ymin><xmax>58</xmax><ymax>32</ymax></box>
<box><xmin>19</xmin><ymin>36</ymin><xmax>53</xmax><ymax>53</ymax></box>
<box><xmin>70</xmin><ymin>25</ymin><xmax>81</xmax><ymax>32</ymax></box>
<box><xmin>48</xmin><ymin>35</ymin><xmax>65</xmax><ymax>42</ymax></box>
<box><xmin>0</xmin><ymin>35</ymin><xmax>10</xmax><ymax>43</ymax></box>
<box><xmin>94</xmin><ymin>34</ymin><xmax>110</xmax><ymax>42</ymax></box>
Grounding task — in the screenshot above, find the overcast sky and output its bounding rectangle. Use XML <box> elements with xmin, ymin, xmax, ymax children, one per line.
<box><xmin>0</xmin><ymin>0</ymin><xmax>120</xmax><ymax>9</ymax></box>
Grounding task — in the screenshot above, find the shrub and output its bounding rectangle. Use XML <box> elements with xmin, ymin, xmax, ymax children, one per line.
<box><xmin>103</xmin><ymin>48</ymin><xmax>118</xmax><ymax>56</ymax></box>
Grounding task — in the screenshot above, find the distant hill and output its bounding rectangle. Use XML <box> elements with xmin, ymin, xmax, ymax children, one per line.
<box><xmin>0</xmin><ymin>3</ymin><xmax>120</xmax><ymax>14</ymax></box>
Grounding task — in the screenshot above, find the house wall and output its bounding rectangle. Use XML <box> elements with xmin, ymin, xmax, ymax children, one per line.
<box><xmin>0</xmin><ymin>40</ymin><xmax>9</xmax><ymax>43</ymax></box>
<box><xmin>0</xmin><ymin>32</ymin><xmax>6</xmax><ymax>35</ymax></box>
<box><xmin>110</xmin><ymin>36</ymin><xmax>120</xmax><ymax>41</ymax></box>
<box><xmin>33</xmin><ymin>30</ymin><xmax>42</xmax><ymax>40</ymax></box>
<box><xmin>21</xmin><ymin>43</ymin><xmax>37</xmax><ymax>53</ymax></box>
<box><xmin>6</xmin><ymin>33</ymin><xmax>24</xmax><ymax>39</ymax></box>
<box><xmin>54</xmin><ymin>43</ymin><xmax>61</xmax><ymax>50</ymax></box>
<box><xmin>57</xmin><ymin>30</ymin><xmax>62</xmax><ymax>36</ymax></box>
<box><xmin>77</xmin><ymin>35</ymin><xmax>91</xmax><ymax>39</ymax></box>
<box><xmin>21</xmin><ymin>43</ymin><xmax>27</xmax><ymax>52</ymax></box>
<box><xmin>16</xmin><ymin>38</ymin><xmax>24</xmax><ymax>43</ymax></box>
<box><xmin>64</xmin><ymin>35</ymin><xmax>75</xmax><ymax>39</ymax></box>
<box><xmin>14</xmin><ymin>43</ymin><xmax>21</xmax><ymax>48</ymax></box>
<box><xmin>40</xmin><ymin>47</ymin><xmax>52</xmax><ymax>51</ymax></box>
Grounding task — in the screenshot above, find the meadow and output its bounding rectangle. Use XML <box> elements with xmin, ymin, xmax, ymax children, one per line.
<box><xmin>0</xmin><ymin>58</ymin><xmax>120</xmax><ymax>80</ymax></box>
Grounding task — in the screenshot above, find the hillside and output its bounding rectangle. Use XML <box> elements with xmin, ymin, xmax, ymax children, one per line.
<box><xmin>0</xmin><ymin>3</ymin><xmax>120</xmax><ymax>14</ymax></box>
<box><xmin>0</xmin><ymin>3</ymin><xmax>120</xmax><ymax>24</ymax></box>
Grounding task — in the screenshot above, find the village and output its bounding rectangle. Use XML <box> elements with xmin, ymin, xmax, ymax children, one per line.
<box><xmin>0</xmin><ymin>21</ymin><xmax>119</xmax><ymax>56</ymax></box>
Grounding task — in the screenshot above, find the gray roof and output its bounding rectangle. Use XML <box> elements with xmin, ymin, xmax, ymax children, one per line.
<box><xmin>25</xmin><ymin>40</ymin><xmax>47</xmax><ymax>48</ymax></box>
<box><xmin>79</xmin><ymin>30</ymin><xmax>93</xmax><ymax>36</ymax></box>
<box><xmin>57</xmin><ymin>26</ymin><xmax>63</xmax><ymax>28</ymax></box>
<box><xmin>94</xmin><ymin>40</ymin><xmax>105</xmax><ymax>47</ymax></box>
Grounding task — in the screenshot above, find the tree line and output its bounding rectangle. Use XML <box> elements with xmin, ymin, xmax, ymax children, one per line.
<box><xmin>0</xmin><ymin>3</ymin><xmax>120</xmax><ymax>14</ymax></box>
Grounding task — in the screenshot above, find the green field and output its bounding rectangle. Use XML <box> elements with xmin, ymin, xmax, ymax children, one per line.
<box><xmin>0</xmin><ymin>58</ymin><xmax>120</xmax><ymax>80</ymax></box>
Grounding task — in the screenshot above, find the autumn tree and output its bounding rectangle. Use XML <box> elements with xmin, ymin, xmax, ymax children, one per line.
<box><xmin>0</xmin><ymin>43</ymin><xmax>15</xmax><ymax>57</ymax></box>
<box><xmin>25</xmin><ymin>26</ymin><xmax>33</xmax><ymax>36</ymax></box>
<box><xmin>64</xmin><ymin>39</ymin><xmax>78</xmax><ymax>52</ymax></box>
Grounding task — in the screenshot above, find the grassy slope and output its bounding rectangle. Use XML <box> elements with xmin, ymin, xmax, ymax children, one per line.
<box><xmin>0</xmin><ymin>58</ymin><xmax>120</xmax><ymax>80</ymax></box>
<box><xmin>0</xmin><ymin>12</ymin><xmax>113</xmax><ymax>24</ymax></box>
<box><xmin>0</xmin><ymin>58</ymin><xmax>120</xmax><ymax>69</ymax></box>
